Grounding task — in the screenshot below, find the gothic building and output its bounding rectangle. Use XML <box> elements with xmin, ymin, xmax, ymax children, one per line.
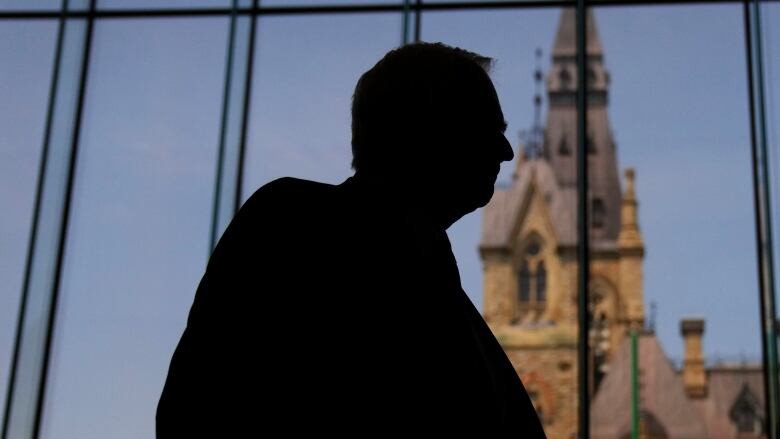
<box><xmin>480</xmin><ymin>9</ymin><xmax>642</xmax><ymax>438</ymax></box>
<box><xmin>479</xmin><ymin>9</ymin><xmax>765</xmax><ymax>439</ymax></box>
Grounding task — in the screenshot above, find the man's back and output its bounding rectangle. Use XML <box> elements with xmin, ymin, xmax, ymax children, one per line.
<box><xmin>157</xmin><ymin>176</ymin><xmax>544</xmax><ymax>436</ymax></box>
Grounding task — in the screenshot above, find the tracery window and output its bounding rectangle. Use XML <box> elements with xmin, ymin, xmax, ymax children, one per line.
<box><xmin>517</xmin><ymin>239</ymin><xmax>547</xmax><ymax>321</ymax></box>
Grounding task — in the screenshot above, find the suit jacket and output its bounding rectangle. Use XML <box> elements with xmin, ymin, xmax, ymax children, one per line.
<box><xmin>157</xmin><ymin>176</ymin><xmax>546</xmax><ymax>437</ymax></box>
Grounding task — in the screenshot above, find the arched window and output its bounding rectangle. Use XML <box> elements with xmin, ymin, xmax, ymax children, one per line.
<box><xmin>559</xmin><ymin>68</ymin><xmax>571</xmax><ymax>90</ymax></box>
<box><xmin>519</xmin><ymin>261</ymin><xmax>531</xmax><ymax>303</ymax></box>
<box><xmin>536</xmin><ymin>262</ymin><xmax>547</xmax><ymax>302</ymax></box>
<box><xmin>517</xmin><ymin>239</ymin><xmax>546</xmax><ymax>322</ymax></box>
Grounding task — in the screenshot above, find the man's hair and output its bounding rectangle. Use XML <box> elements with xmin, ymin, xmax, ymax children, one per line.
<box><xmin>350</xmin><ymin>42</ymin><xmax>493</xmax><ymax>172</ymax></box>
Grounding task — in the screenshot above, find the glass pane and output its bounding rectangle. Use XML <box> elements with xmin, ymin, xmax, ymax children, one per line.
<box><xmin>5</xmin><ymin>16</ymin><xmax>91</xmax><ymax>439</ymax></box>
<box><xmin>98</xmin><ymin>0</ymin><xmax>229</xmax><ymax>9</ymax></box>
<box><xmin>242</xmin><ymin>13</ymin><xmax>402</xmax><ymax>196</ymax></box>
<box><xmin>423</xmin><ymin>9</ymin><xmax>578</xmax><ymax>438</ymax></box>
<box><xmin>0</xmin><ymin>19</ymin><xmax>57</xmax><ymax>424</ymax></box>
<box><xmin>260</xmin><ymin>0</ymin><xmax>401</xmax><ymax>7</ymax></box>
<box><xmin>39</xmin><ymin>17</ymin><xmax>228</xmax><ymax>439</ymax></box>
<box><xmin>765</xmin><ymin>0</ymin><xmax>780</xmax><ymax>412</ymax></box>
<box><xmin>0</xmin><ymin>1</ymin><xmax>59</xmax><ymax>11</ymax></box>
<box><xmin>586</xmin><ymin>6</ymin><xmax>763</xmax><ymax>439</ymax></box>
<box><xmin>424</xmin><ymin>0</ymin><xmax>570</xmax><ymax>3</ymax></box>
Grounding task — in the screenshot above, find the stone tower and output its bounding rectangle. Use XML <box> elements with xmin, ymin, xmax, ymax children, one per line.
<box><xmin>480</xmin><ymin>9</ymin><xmax>645</xmax><ymax>439</ymax></box>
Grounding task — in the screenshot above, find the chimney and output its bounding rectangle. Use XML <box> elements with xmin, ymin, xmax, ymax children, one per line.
<box><xmin>680</xmin><ymin>318</ymin><xmax>707</xmax><ymax>398</ymax></box>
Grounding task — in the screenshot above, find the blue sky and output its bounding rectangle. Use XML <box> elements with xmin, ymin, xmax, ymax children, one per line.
<box><xmin>1</xmin><ymin>4</ymin><xmax>779</xmax><ymax>438</ymax></box>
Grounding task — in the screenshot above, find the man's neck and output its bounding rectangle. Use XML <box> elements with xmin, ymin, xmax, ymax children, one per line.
<box><xmin>350</xmin><ymin>171</ymin><xmax>458</xmax><ymax>231</ymax></box>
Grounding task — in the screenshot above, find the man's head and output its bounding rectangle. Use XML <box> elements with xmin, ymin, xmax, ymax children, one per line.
<box><xmin>351</xmin><ymin>42</ymin><xmax>513</xmax><ymax>226</ymax></box>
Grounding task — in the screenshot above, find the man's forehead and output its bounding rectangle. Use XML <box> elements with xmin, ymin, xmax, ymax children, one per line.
<box><xmin>419</xmin><ymin>69</ymin><xmax>504</xmax><ymax>127</ymax></box>
<box><xmin>451</xmin><ymin>93</ymin><xmax>504</xmax><ymax>126</ymax></box>
<box><xmin>466</xmin><ymin>75</ymin><xmax>503</xmax><ymax>118</ymax></box>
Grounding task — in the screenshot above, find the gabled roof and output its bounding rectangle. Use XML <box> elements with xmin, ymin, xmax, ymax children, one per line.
<box><xmin>481</xmin><ymin>160</ymin><xmax>576</xmax><ymax>250</ymax></box>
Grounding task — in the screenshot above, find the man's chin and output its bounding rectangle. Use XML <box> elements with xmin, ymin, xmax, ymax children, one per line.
<box><xmin>473</xmin><ymin>186</ymin><xmax>496</xmax><ymax>208</ymax></box>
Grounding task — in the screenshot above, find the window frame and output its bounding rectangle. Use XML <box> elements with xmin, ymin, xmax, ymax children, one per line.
<box><xmin>1</xmin><ymin>1</ymin><xmax>778</xmax><ymax>439</ymax></box>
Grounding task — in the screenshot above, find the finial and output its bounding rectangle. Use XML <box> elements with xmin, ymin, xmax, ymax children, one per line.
<box><xmin>534</xmin><ymin>48</ymin><xmax>543</xmax><ymax>83</ymax></box>
<box><xmin>618</xmin><ymin>167</ymin><xmax>643</xmax><ymax>249</ymax></box>
<box><xmin>522</xmin><ymin>48</ymin><xmax>545</xmax><ymax>160</ymax></box>
<box><xmin>624</xmin><ymin>168</ymin><xmax>636</xmax><ymax>199</ymax></box>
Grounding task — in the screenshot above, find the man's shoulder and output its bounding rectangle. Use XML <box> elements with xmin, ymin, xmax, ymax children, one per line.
<box><xmin>235</xmin><ymin>177</ymin><xmax>346</xmax><ymax>226</ymax></box>
<box><xmin>260</xmin><ymin>176</ymin><xmax>335</xmax><ymax>193</ymax></box>
<box><xmin>244</xmin><ymin>177</ymin><xmax>336</xmax><ymax>209</ymax></box>
<box><xmin>209</xmin><ymin>178</ymin><xmax>337</xmax><ymax>255</ymax></box>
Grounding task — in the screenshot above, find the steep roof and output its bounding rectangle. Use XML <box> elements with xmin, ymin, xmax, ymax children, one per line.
<box><xmin>552</xmin><ymin>8</ymin><xmax>604</xmax><ymax>59</ymax></box>
<box><xmin>693</xmin><ymin>365</ymin><xmax>764</xmax><ymax>439</ymax></box>
<box><xmin>591</xmin><ymin>333</ymin><xmax>766</xmax><ymax>439</ymax></box>
<box><xmin>591</xmin><ymin>333</ymin><xmax>710</xmax><ymax>439</ymax></box>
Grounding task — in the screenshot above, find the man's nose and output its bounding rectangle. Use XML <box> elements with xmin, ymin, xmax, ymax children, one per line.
<box><xmin>497</xmin><ymin>134</ymin><xmax>514</xmax><ymax>163</ymax></box>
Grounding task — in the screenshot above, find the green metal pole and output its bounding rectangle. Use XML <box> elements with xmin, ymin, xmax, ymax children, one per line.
<box><xmin>631</xmin><ymin>329</ymin><xmax>639</xmax><ymax>439</ymax></box>
<box><xmin>750</xmin><ymin>2</ymin><xmax>779</xmax><ymax>438</ymax></box>
<box><xmin>744</xmin><ymin>2</ymin><xmax>779</xmax><ymax>438</ymax></box>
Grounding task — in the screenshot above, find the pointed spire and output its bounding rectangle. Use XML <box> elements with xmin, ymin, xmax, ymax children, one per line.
<box><xmin>618</xmin><ymin>168</ymin><xmax>643</xmax><ymax>249</ymax></box>
<box><xmin>552</xmin><ymin>8</ymin><xmax>603</xmax><ymax>59</ymax></box>
<box><xmin>546</xmin><ymin>9</ymin><xmax>619</xmax><ymax>240</ymax></box>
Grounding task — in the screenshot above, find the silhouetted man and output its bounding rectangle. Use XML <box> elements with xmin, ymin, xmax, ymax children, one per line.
<box><xmin>157</xmin><ymin>42</ymin><xmax>546</xmax><ymax>437</ymax></box>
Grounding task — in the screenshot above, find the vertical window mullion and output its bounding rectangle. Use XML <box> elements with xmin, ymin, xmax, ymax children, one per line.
<box><xmin>401</xmin><ymin>0</ymin><xmax>411</xmax><ymax>45</ymax></box>
<box><xmin>413</xmin><ymin>0</ymin><xmax>421</xmax><ymax>43</ymax></box>
<box><xmin>576</xmin><ymin>1</ymin><xmax>591</xmax><ymax>439</ymax></box>
<box><xmin>744</xmin><ymin>1</ymin><xmax>779</xmax><ymax>438</ymax></box>
<box><xmin>1</xmin><ymin>0</ymin><xmax>95</xmax><ymax>437</ymax></box>
<box><xmin>210</xmin><ymin>0</ymin><xmax>257</xmax><ymax>251</ymax></box>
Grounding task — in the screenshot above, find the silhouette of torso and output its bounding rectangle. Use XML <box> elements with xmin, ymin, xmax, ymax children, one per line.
<box><xmin>157</xmin><ymin>176</ymin><xmax>546</xmax><ymax>437</ymax></box>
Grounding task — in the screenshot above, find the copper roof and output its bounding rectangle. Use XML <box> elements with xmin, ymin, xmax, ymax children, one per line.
<box><xmin>591</xmin><ymin>333</ymin><xmax>765</xmax><ymax>439</ymax></box>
